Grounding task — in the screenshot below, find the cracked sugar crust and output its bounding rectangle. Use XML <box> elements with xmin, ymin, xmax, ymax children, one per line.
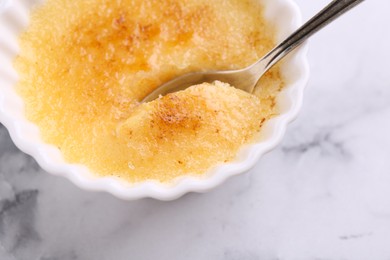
<box><xmin>15</xmin><ymin>0</ymin><xmax>283</xmax><ymax>183</ymax></box>
<box><xmin>115</xmin><ymin>82</ymin><xmax>266</xmax><ymax>182</ymax></box>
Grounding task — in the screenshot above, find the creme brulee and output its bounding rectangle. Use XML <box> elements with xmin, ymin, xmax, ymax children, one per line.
<box><xmin>15</xmin><ymin>0</ymin><xmax>283</xmax><ymax>183</ymax></box>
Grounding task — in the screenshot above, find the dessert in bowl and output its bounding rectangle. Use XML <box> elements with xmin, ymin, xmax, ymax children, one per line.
<box><xmin>0</xmin><ymin>0</ymin><xmax>309</xmax><ymax>200</ymax></box>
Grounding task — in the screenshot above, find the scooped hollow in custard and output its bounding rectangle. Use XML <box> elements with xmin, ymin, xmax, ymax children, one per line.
<box><xmin>15</xmin><ymin>0</ymin><xmax>283</xmax><ymax>183</ymax></box>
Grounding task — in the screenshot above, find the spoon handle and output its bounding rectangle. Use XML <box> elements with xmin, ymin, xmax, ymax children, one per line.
<box><xmin>256</xmin><ymin>0</ymin><xmax>365</xmax><ymax>77</ymax></box>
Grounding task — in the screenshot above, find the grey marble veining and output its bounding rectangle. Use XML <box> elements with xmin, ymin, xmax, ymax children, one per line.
<box><xmin>1</xmin><ymin>0</ymin><xmax>390</xmax><ymax>259</ymax></box>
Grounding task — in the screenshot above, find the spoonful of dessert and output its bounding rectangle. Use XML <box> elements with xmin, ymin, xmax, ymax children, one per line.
<box><xmin>143</xmin><ymin>0</ymin><xmax>364</xmax><ymax>102</ymax></box>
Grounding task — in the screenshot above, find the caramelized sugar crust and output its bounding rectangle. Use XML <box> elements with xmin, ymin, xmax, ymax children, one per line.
<box><xmin>15</xmin><ymin>0</ymin><xmax>283</xmax><ymax>183</ymax></box>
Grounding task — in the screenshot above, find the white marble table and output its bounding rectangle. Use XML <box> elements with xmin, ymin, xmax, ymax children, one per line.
<box><xmin>1</xmin><ymin>0</ymin><xmax>390</xmax><ymax>259</ymax></box>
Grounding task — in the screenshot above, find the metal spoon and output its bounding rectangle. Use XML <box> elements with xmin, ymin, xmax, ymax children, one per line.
<box><xmin>142</xmin><ymin>0</ymin><xmax>364</xmax><ymax>102</ymax></box>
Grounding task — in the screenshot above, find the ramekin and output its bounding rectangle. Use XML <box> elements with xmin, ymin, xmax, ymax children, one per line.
<box><xmin>0</xmin><ymin>0</ymin><xmax>309</xmax><ymax>200</ymax></box>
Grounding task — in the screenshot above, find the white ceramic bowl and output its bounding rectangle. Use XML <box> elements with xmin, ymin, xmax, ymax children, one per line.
<box><xmin>0</xmin><ymin>0</ymin><xmax>309</xmax><ymax>200</ymax></box>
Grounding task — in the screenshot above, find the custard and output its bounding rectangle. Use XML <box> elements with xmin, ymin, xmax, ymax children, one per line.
<box><xmin>15</xmin><ymin>0</ymin><xmax>283</xmax><ymax>183</ymax></box>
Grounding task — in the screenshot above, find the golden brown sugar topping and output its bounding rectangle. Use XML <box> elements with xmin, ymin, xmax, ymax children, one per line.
<box><xmin>15</xmin><ymin>0</ymin><xmax>283</xmax><ymax>183</ymax></box>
